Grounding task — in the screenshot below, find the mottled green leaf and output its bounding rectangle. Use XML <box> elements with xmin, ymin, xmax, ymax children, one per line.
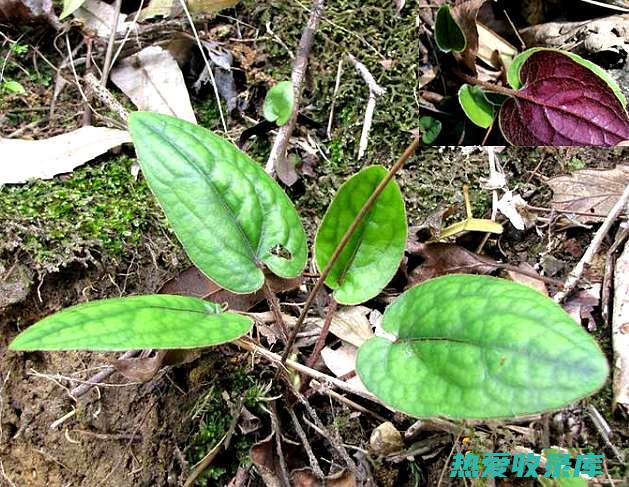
<box><xmin>357</xmin><ymin>274</ymin><xmax>609</xmax><ymax>419</ymax></box>
<box><xmin>314</xmin><ymin>166</ymin><xmax>406</xmax><ymax>305</ymax></box>
<box><xmin>507</xmin><ymin>48</ymin><xmax>627</xmax><ymax>108</ymax></box>
<box><xmin>128</xmin><ymin>112</ymin><xmax>307</xmax><ymax>294</ymax></box>
<box><xmin>419</xmin><ymin>116</ymin><xmax>442</xmax><ymax>144</ymax></box>
<box><xmin>434</xmin><ymin>5</ymin><xmax>466</xmax><ymax>53</ymax></box>
<box><xmin>9</xmin><ymin>295</ymin><xmax>253</xmax><ymax>351</ymax></box>
<box><xmin>458</xmin><ymin>84</ymin><xmax>494</xmax><ymax>128</ymax></box>
<box><xmin>263</xmin><ymin>80</ymin><xmax>294</xmax><ymax>126</ymax></box>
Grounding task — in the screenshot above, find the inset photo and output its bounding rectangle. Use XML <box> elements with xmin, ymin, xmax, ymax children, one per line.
<box><xmin>417</xmin><ymin>0</ymin><xmax>629</xmax><ymax>146</ymax></box>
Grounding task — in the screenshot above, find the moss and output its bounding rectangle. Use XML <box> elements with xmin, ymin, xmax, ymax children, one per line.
<box><xmin>185</xmin><ymin>364</ymin><xmax>264</xmax><ymax>485</ymax></box>
<box><xmin>0</xmin><ymin>153</ymin><xmax>174</xmax><ymax>273</ymax></box>
<box><xmin>195</xmin><ymin>100</ymin><xmax>224</xmax><ymax>131</ymax></box>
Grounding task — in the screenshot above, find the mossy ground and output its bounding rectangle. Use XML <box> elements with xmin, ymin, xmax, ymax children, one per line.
<box><xmin>184</xmin><ymin>360</ymin><xmax>265</xmax><ymax>484</ymax></box>
<box><xmin>0</xmin><ymin>153</ymin><xmax>182</xmax><ymax>275</ymax></box>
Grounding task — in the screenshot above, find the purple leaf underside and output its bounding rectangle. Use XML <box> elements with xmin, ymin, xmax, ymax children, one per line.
<box><xmin>500</xmin><ymin>51</ymin><xmax>629</xmax><ymax>146</ymax></box>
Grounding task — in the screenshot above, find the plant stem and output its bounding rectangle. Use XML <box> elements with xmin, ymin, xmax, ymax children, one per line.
<box><xmin>266</xmin><ymin>0</ymin><xmax>325</xmax><ymax>175</ymax></box>
<box><xmin>262</xmin><ymin>280</ymin><xmax>289</xmax><ymax>343</ymax></box>
<box><xmin>459</xmin><ymin>73</ymin><xmax>519</xmax><ymax>98</ymax></box>
<box><xmin>305</xmin><ymin>297</ymin><xmax>337</xmax><ymax>368</ymax></box>
<box><xmin>279</xmin><ymin>135</ymin><xmax>421</xmax><ymax>366</ymax></box>
<box><xmin>101</xmin><ymin>0</ymin><xmax>122</xmax><ymax>85</ymax></box>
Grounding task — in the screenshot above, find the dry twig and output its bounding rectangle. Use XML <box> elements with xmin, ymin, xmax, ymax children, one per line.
<box><xmin>265</xmin><ymin>0</ymin><xmax>325</xmax><ymax>174</ymax></box>
<box><xmin>347</xmin><ymin>54</ymin><xmax>386</xmax><ymax>159</ymax></box>
<box><xmin>554</xmin><ymin>184</ymin><xmax>629</xmax><ymax>303</ymax></box>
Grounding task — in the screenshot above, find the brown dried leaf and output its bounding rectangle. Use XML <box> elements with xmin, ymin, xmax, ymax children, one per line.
<box><xmin>407</xmin><ymin>242</ymin><xmax>498</xmax><ymax>286</ymax></box>
<box><xmin>238</xmin><ymin>407</ymin><xmax>261</xmax><ymax>435</ymax></box>
<box><xmin>451</xmin><ymin>0</ymin><xmax>488</xmax><ymax>72</ymax></box>
<box><xmin>506</xmin><ymin>262</ymin><xmax>547</xmax><ymax>295</ymax></box>
<box><xmin>547</xmin><ymin>165</ymin><xmax>629</xmax><ymax>223</ymax></box>
<box><xmin>159</xmin><ymin>266</ymin><xmax>300</xmax><ymax>311</ymax></box>
<box><xmin>114</xmin><ymin>349</ymin><xmax>201</xmax><ymax>381</ymax></box>
<box><xmin>110</xmin><ymin>46</ymin><xmax>196</xmax><ymax>123</ymax></box>
<box><xmin>564</xmin><ymin>285</ymin><xmax>601</xmax><ymax>332</ymax></box>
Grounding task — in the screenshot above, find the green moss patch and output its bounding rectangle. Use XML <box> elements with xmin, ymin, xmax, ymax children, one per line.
<box><xmin>0</xmin><ymin>154</ymin><xmax>174</xmax><ymax>274</ymax></box>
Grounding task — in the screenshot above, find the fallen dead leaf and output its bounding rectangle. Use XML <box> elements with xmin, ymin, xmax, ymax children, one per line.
<box><xmin>238</xmin><ymin>407</ymin><xmax>261</xmax><ymax>435</ymax></box>
<box><xmin>407</xmin><ymin>242</ymin><xmax>498</xmax><ymax>286</ymax></box>
<box><xmin>114</xmin><ymin>349</ymin><xmax>201</xmax><ymax>381</ymax></box>
<box><xmin>496</xmin><ymin>191</ymin><xmax>534</xmax><ymax>230</ymax></box>
<box><xmin>451</xmin><ymin>0</ymin><xmax>488</xmax><ymax>72</ymax></box>
<box><xmin>111</xmin><ymin>46</ymin><xmax>196</xmax><ymax>123</ymax></box>
<box><xmin>74</xmin><ymin>0</ymin><xmax>131</xmax><ymax>38</ymax></box>
<box><xmin>476</xmin><ymin>22</ymin><xmax>517</xmax><ymax>70</ymax></box>
<box><xmin>564</xmin><ymin>285</ymin><xmax>601</xmax><ymax>332</ymax></box>
<box><xmin>250</xmin><ymin>432</ymin><xmax>287</xmax><ymax>487</ymax></box>
<box><xmin>320</xmin><ymin>343</ymin><xmax>357</xmax><ymax>378</ymax></box>
<box><xmin>507</xmin><ymin>262</ymin><xmax>548</xmax><ymax>295</ymax></box>
<box><xmin>138</xmin><ymin>0</ymin><xmax>239</xmax><ymax>21</ymax></box>
<box><xmin>291</xmin><ymin>468</ymin><xmax>356</xmax><ymax>487</ymax></box>
<box><xmin>328</xmin><ymin>306</ymin><xmax>374</xmax><ymax>348</ymax></box>
<box><xmin>0</xmin><ymin>0</ymin><xmax>57</xmax><ymax>25</ymax></box>
<box><xmin>159</xmin><ymin>265</ymin><xmax>300</xmax><ymax>311</ymax></box>
<box><xmin>0</xmin><ymin>126</ymin><xmax>131</xmax><ymax>184</ymax></box>
<box><xmin>547</xmin><ymin>165</ymin><xmax>629</xmax><ymax>223</ymax></box>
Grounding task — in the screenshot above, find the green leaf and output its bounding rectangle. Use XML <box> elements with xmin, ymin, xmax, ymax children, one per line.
<box><xmin>128</xmin><ymin>112</ymin><xmax>307</xmax><ymax>294</ymax></box>
<box><xmin>2</xmin><ymin>80</ymin><xmax>26</xmax><ymax>94</ymax></box>
<box><xmin>434</xmin><ymin>5</ymin><xmax>466</xmax><ymax>53</ymax></box>
<box><xmin>419</xmin><ymin>116</ymin><xmax>442</xmax><ymax>144</ymax></box>
<box><xmin>356</xmin><ymin>274</ymin><xmax>609</xmax><ymax>419</ymax></box>
<box><xmin>314</xmin><ymin>166</ymin><xmax>406</xmax><ymax>305</ymax></box>
<box><xmin>507</xmin><ymin>48</ymin><xmax>627</xmax><ymax>108</ymax></box>
<box><xmin>458</xmin><ymin>84</ymin><xmax>495</xmax><ymax>128</ymax></box>
<box><xmin>9</xmin><ymin>295</ymin><xmax>253</xmax><ymax>351</ymax></box>
<box><xmin>60</xmin><ymin>0</ymin><xmax>88</xmax><ymax>19</ymax></box>
<box><xmin>263</xmin><ymin>80</ymin><xmax>294</xmax><ymax>126</ymax></box>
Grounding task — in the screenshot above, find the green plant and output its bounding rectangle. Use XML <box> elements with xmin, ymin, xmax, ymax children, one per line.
<box><xmin>0</xmin><ymin>41</ymin><xmax>28</xmax><ymax>96</ymax></box>
<box><xmin>263</xmin><ymin>80</ymin><xmax>294</xmax><ymax>126</ymax></box>
<box><xmin>10</xmin><ymin>112</ymin><xmax>609</xmax><ymax>420</ymax></box>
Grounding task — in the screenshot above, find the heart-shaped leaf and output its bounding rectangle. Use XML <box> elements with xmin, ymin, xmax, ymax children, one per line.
<box><xmin>419</xmin><ymin>116</ymin><xmax>442</xmax><ymax>144</ymax></box>
<box><xmin>314</xmin><ymin>166</ymin><xmax>406</xmax><ymax>305</ymax></box>
<box><xmin>458</xmin><ymin>84</ymin><xmax>494</xmax><ymax>128</ymax></box>
<box><xmin>507</xmin><ymin>48</ymin><xmax>627</xmax><ymax>108</ymax></box>
<box><xmin>263</xmin><ymin>80</ymin><xmax>294</xmax><ymax>126</ymax></box>
<box><xmin>499</xmin><ymin>50</ymin><xmax>629</xmax><ymax>146</ymax></box>
<box><xmin>9</xmin><ymin>295</ymin><xmax>253</xmax><ymax>351</ymax></box>
<box><xmin>128</xmin><ymin>112</ymin><xmax>307</xmax><ymax>294</ymax></box>
<box><xmin>434</xmin><ymin>5</ymin><xmax>466</xmax><ymax>53</ymax></box>
<box><xmin>356</xmin><ymin>274</ymin><xmax>609</xmax><ymax>419</ymax></box>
